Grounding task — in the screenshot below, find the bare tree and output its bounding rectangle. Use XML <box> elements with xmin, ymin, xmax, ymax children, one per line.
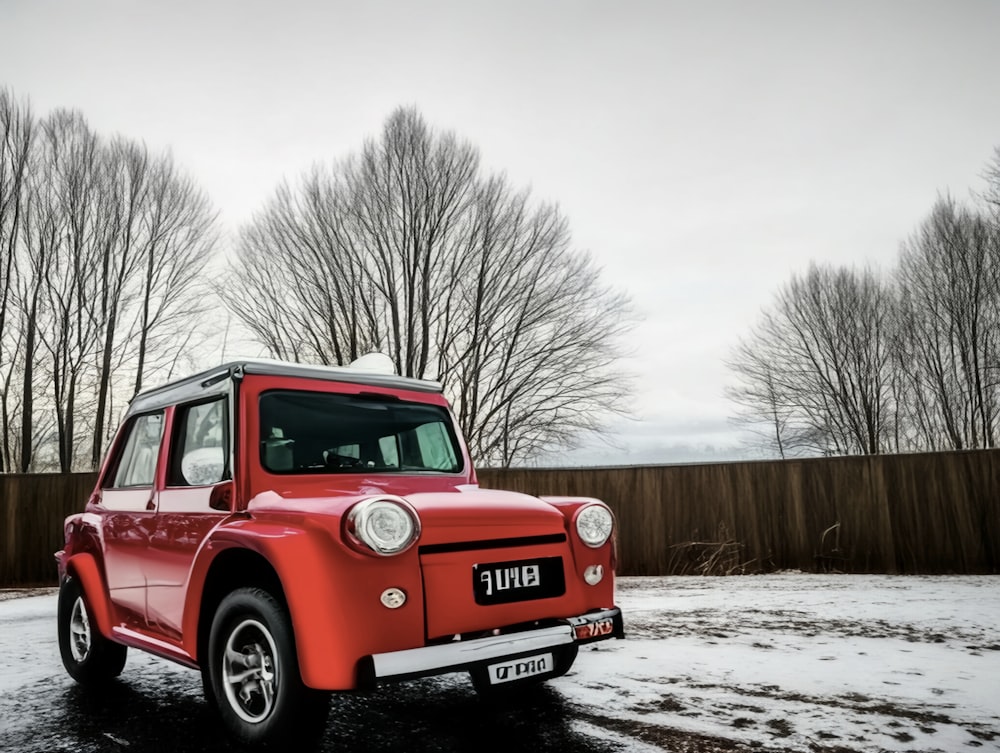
<box><xmin>29</xmin><ymin>110</ymin><xmax>106</xmax><ymax>471</ymax></box>
<box><xmin>728</xmin><ymin>150</ymin><xmax>1000</xmax><ymax>460</ymax></box>
<box><xmin>895</xmin><ymin>195</ymin><xmax>1000</xmax><ymax>450</ymax></box>
<box><xmin>441</xmin><ymin>176</ymin><xmax>631</xmax><ymax>465</ymax></box>
<box><xmin>225</xmin><ymin>107</ymin><xmax>632</xmax><ymax>466</ymax></box>
<box><xmin>1</xmin><ymin>90</ymin><xmax>220</xmax><ymax>472</ymax></box>
<box><xmin>726</xmin><ymin>353</ymin><xmax>795</xmax><ymax>459</ymax></box>
<box><xmin>78</xmin><ymin>140</ymin><xmax>219</xmax><ymax>468</ymax></box>
<box><xmin>126</xmin><ymin>152</ymin><xmax>218</xmax><ymax>395</ymax></box>
<box><xmin>983</xmin><ymin>145</ymin><xmax>1000</xmax><ymax>215</ymax></box>
<box><xmin>89</xmin><ymin>137</ymin><xmax>151</xmax><ymax>467</ymax></box>
<box><xmin>343</xmin><ymin>110</ymin><xmax>480</xmax><ymax>379</ymax></box>
<box><xmin>0</xmin><ymin>88</ymin><xmax>34</xmax><ymax>471</ymax></box>
<box><xmin>727</xmin><ymin>263</ymin><xmax>898</xmax><ymax>456</ymax></box>
<box><xmin>225</xmin><ymin>173</ymin><xmax>382</xmax><ymax>364</ymax></box>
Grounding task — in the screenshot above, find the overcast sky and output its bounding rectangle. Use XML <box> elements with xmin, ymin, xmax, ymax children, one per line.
<box><xmin>3</xmin><ymin>0</ymin><xmax>999</xmax><ymax>465</ymax></box>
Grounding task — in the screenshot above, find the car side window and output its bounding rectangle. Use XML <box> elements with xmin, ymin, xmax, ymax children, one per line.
<box><xmin>169</xmin><ymin>398</ymin><xmax>229</xmax><ymax>487</ymax></box>
<box><xmin>109</xmin><ymin>412</ymin><xmax>164</xmax><ymax>488</ymax></box>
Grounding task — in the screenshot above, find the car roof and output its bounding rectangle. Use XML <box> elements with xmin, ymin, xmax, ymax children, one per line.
<box><xmin>125</xmin><ymin>359</ymin><xmax>444</xmax><ymax>416</ymax></box>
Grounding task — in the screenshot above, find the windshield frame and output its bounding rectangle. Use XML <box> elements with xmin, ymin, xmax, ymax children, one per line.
<box><xmin>257</xmin><ymin>388</ymin><xmax>466</xmax><ymax>476</ymax></box>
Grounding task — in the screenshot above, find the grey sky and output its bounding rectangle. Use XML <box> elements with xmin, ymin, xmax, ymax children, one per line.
<box><xmin>3</xmin><ymin>0</ymin><xmax>999</xmax><ymax>464</ymax></box>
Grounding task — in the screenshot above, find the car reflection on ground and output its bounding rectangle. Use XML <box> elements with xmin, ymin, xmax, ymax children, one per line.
<box><xmin>19</xmin><ymin>664</ymin><xmax>626</xmax><ymax>753</ymax></box>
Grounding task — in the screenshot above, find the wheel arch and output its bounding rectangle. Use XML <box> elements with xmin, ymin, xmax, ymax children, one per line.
<box><xmin>61</xmin><ymin>553</ymin><xmax>115</xmax><ymax>640</ymax></box>
<box><xmin>193</xmin><ymin>546</ymin><xmax>286</xmax><ymax>668</ymax></box>
<box><xmin>186</xmin><ymin>520</ymin><xmax>361</xmax><ymax>689</ymax></box>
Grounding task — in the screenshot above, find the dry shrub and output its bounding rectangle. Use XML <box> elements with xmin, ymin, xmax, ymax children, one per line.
<box><xmin>667</xmin><ymin>522</ymin><xmax>768</xmax><ymax>576</ymax></box>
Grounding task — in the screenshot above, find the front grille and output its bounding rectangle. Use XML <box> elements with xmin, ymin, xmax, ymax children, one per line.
<box><xmin>418</xmin><ymin>533</ymin><xmax>566</xmax><ymax>555</ymax></box>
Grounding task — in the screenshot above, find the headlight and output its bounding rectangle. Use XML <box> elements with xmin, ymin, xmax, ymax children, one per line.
<box><xmin>346</xmin><ymin>497</ymin><xmax>420</xmax><ymax>556</ymax></box>
<box><xmin>575</xmin><ymin>503</ymin><xmax>614</xmax><ymax>548</ymax></box>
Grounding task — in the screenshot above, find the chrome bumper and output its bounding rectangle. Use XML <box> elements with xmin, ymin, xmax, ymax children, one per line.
<box><xmin>359</xmin><ymin>607</ymin><xmax>623</xmax><ymax>686</ymax></box>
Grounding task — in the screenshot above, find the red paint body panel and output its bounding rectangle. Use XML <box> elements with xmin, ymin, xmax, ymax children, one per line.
<box><xmin>421</xmin><ymin>542</ymin><xmax>614</xmax><ymax>640</ymax></box>
<box><xmin>209</xmin><ymin>518</ymin><xmax>429</xmax><ymax>688</ymax></box>
<box><xmin>58</xmin><ymin>360</ymin><xmax>621</xmax><ymax>692</ymax></box>
<box><xmin>147</xmin><ymin>488</ymin><xmax>227</xmax><ymax>641</ymax></box>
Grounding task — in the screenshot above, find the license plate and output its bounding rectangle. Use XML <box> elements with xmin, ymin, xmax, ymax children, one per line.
<box><xmin>473</xmin><ymin>556</ymin><xmax>565</xmax><ymax>605</ymax></box>
<box><xmin>486</xmin><ymin>652</ymin><xmax>554</xmax><ymax>685</ymax></box>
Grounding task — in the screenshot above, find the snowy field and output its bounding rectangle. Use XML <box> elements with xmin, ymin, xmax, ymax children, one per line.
<box><xmin>557</xmin><ymin>574</ymin><xmax>1000</xmax><ymax>752</ymax></box>
<box><xmin>2</xmin><ymin>574</ymin><xmax>998</xmax><ymax>752</ymax></box>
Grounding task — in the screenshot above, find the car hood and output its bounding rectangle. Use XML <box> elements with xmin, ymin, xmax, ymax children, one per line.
<box><xmin>246</xmin><ymin>485</ymin><xmax>568</xmax><ymax>545</ymax></box>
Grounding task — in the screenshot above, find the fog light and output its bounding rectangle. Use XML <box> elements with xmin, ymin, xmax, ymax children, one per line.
<box><xmin>583</xmin><ymin>564</ymin><xmax>604</xmax><ymax>585</ymax></box>
<box><xmin>380</xmin><ymin>588</ymin><xmax>407</xmax><ymax>609</ymax></box>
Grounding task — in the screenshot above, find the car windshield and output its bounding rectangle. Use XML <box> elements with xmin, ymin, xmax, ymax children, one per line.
<box><xmin>259</xmin><ymin>390</ymin><xmax>462</xmax><ymax>474</ymax></box>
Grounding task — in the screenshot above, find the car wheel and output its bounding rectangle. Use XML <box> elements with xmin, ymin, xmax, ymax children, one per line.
<box><xmin>469</xmin><ymin>644</ymin><xmax>578</xmax><ymax>700</ymax></box>
<box><xmin>57</xmin><ymin>575</ymin><xmax>127</xmax><ymax>684</ymax></box>
<box><xmin>206</xmin><ymin>587</ymin><xmax>328</xmax><ymax>749</ymax></box>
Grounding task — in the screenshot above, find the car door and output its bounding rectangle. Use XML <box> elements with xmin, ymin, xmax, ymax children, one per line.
<box><xmin>98</xmin><ymin>410</ymin><xmax>165</xmax><ymax>631</ymax></box>
<box><xmin>146</xmin><ymin>396</ymin><xmax>231</xmax><ymax>642</ymax></box>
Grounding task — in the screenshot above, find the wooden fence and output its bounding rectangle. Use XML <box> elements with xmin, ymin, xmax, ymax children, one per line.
<box><xmin>1</xmin><ymin>472</ymin><xmax>98</xmax><ymax>587</ymax></box>
<box><xmin>2</xmin><ymin>449</ymin><xmax>998</xmax><ymax>586</ymax></box>
<box><xmin>479</xmin><ymin>449</ymin><xmax>1000</xmax><ymax>576</ymax></box>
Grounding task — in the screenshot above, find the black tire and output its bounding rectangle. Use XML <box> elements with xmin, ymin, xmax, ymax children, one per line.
<box><xmin>469</xmin><ymin>644</ymin><xmax>578</xmax><ymax>700</ymax></box>
<box><xmin>201</xmin><ymin>664</ymin><xmax>218</xmax><ymax>713</ymax></box>
<box><xmin>57</xmin><ymin>575</ymin><xmax>127</xmax><ymax>684</ymax></box>
<box><xmin>205</xmin><ymin>587</ymin><xmax>329</xmax><ymax>749</ymax></box>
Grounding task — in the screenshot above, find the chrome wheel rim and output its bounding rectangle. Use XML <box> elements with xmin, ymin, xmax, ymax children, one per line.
<box><xmin>222</xmin><ymin>618</ymin><xmax>278</xmax><ymax>723</ymax></box>
<box><xmin>69</xmin><ymin>595</ymin><xmax>91</xmax><ymax>663</ymax></box>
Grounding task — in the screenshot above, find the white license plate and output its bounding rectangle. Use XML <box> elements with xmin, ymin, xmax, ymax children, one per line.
<box><xmin>486</xmin><ymin>652</ymin><xmax>554</xmax><ymax>685</ymax></box>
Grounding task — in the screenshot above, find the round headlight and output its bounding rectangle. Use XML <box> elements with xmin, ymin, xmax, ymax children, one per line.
<box><xmin>347</xmin><ymin>497</ymin><xmax>420</xmax><ymax>556</ymax></box>
<box><xmin>575</xmin><ymin>503</ymin><xmax>614</xmax><ymax>548</ymax></box>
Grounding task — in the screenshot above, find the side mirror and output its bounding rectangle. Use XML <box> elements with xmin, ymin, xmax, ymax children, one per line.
<box><xmin>209</xmin><ymin>480</ymin><xmax>234</xmax><ymax>512</ymax></box>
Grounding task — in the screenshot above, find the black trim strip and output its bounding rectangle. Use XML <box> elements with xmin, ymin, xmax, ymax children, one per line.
<box><xmin>419</xmin><ymin>533</ymin><xmax>567</xmax><ymax>555</ymax></box>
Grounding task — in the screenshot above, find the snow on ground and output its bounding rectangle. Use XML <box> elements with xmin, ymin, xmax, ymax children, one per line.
<box><xmin>2</xmin><ymin>574</ymin><xmax>998</xmax><ymax>752</ymax></box>
<box><xmin>554</xmin><ymin>574</ymin><xmax>1000</xmax><ymax>752</ymax></box>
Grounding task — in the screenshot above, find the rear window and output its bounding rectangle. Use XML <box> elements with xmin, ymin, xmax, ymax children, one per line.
<box><xmin>259</xmin><ymin>390</ymin><xmax>462</xmax><ymax>474</ymax></box>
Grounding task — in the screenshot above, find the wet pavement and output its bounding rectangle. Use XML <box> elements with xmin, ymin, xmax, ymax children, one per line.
<box><xmin>17</xmin><ymin>577</ymin><xmax>989</xmax><ymax>753</ymax></box>
<box><xmin>6</xmin><ymin>670</ymin><xmax>630</xmax><ymax>752</ymax></box>
<box><xmin>0</xmin><ymin>591</ymin><xmax>644</xmax><ymax>753</ymax></box>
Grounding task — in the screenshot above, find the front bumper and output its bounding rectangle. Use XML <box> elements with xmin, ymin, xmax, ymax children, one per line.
<box><xmin>358</xmin><ymin>607</ymin><xmax>623</xmax><ymax>686</ymax></box>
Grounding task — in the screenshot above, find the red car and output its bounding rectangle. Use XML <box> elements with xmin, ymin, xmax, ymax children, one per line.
<box><xmin>55</xmin><ymin>359</ymin><xmax>623</xmax><ymax>747</ymax></box>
